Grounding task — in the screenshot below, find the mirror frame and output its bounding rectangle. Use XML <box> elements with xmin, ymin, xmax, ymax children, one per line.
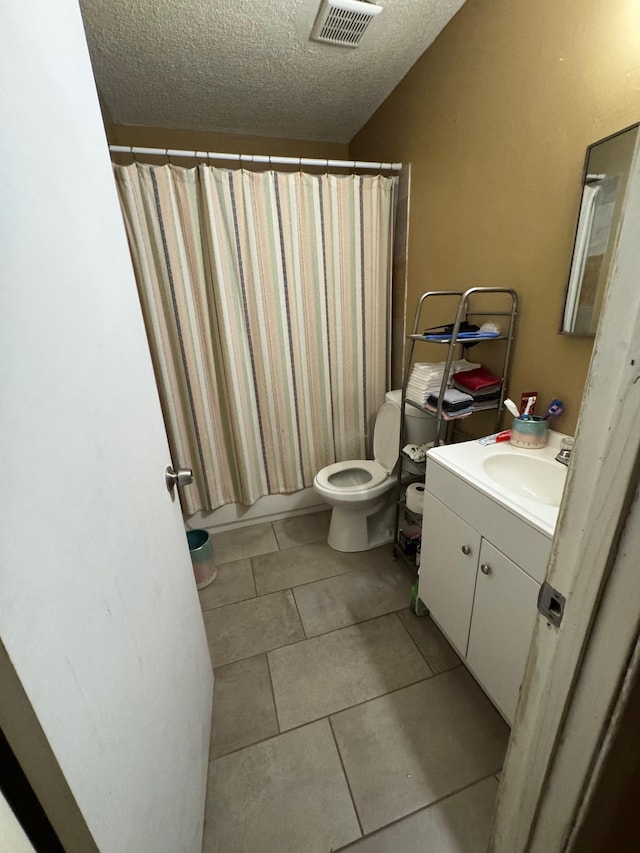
<box><xmin>560</xmin><ymin>121</ymin><xmax>639</xmax><ymax>337</ymax></box>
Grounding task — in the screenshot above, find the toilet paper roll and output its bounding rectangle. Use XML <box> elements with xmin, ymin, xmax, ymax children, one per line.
<box><xmin>406</xmin><ymin>483</ymin><xmax>426</xmax><ymax>515</ymax></box>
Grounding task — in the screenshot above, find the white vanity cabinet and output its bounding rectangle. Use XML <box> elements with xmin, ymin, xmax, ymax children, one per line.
<box><xmin>419</xmin><ymin>458</ymin><xmax>552</xmax><ymax>725</ymax></box>
<box><xmin>420</xmin><ymin>493</ymin><xmax>481</xmax><ymax>655</ymax></box>
<box><xmin>466</xmin><ymin>540</ymin><xmax>539</xmax><ymax>723</ymax></box>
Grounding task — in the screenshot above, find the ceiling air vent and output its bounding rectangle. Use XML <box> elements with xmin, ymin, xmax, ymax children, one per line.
<box><xmin>311</xmin><ymin>0</ymin><xmax>383</xmax><ymax>48</ymax></box>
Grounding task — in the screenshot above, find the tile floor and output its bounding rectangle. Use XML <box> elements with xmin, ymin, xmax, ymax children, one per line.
<box><xmin>200</xmin><ymin>510</ymin><xmax>509</xmax><ymax>853</ymax></box>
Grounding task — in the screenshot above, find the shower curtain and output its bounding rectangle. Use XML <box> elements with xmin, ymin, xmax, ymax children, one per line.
<box><xmin>114</xmin><ymin>163</ymin><xmax>397</xmax><ymax>515</ymax></box>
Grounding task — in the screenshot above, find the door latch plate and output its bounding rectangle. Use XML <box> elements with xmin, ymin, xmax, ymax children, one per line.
<box><xmin>538</xmin><ymin>582</ymin><xmax>566</xmax><ymax>627</ymax></box>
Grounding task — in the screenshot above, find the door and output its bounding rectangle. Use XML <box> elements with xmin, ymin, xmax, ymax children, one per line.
<box><xmin>466</xmin><ymin>541</ymin><xmax>539</xmax><ymax>725</ymax></box>
<box><xmin>0</xmin><ymin>3</ymin><xmax>213</xmax><ymax>852</ymax></box>
<box><xmin>492</xmin><ymin>133</ymin><xmax>640</xmax><ymax>849</ymax></box>
<box><xmin>419</xmin><ymin>492</ymin><xmax>481</xmax><ymax>655</ymax></box>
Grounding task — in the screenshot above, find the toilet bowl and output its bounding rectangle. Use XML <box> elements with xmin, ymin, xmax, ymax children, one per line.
<box><xmin>313</xmin><ymin>391</ymin><xmax>434</xmax><ymax>552</ymax></box>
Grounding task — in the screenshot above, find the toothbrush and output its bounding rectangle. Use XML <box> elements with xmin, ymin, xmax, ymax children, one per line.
<box><xmin>523</xmin><ymin>396</ymin><xmax>535</xmax><ymax>418</ymax></box>
<box><xmin>503</xmin><ymin>398</ymin><xmax>520</xmax><ymax>419</ymax></box>
<box><xmin>542</xmin><ymin>399</ymin><xmax>564</xmax><ymax>420</ymax></box>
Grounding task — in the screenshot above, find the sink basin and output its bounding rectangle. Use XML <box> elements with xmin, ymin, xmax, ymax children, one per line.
<box><xmin>482</xmin><ymin>453</ymin><xmax>567</xmax><ymax>507</ymax></box>
<box><xmin>427</xmin><ymin>430</ymin><xmax>572</xmax><ymax>535</ymax></box>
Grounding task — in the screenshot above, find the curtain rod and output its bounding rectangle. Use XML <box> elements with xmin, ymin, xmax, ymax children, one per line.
<box><xmin>108</xmin><ymin>145</ymin><xmax>402</xmax><ymax>171</ymax></box>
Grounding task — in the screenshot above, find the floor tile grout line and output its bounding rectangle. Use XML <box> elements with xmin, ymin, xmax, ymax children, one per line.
<box><xmin>324</xmin><ymin>672</ymin><xmax>436</xmax><ymax>723</ymax></box>
<box><xmin>248</xmin><ymin>555</ymin><xmax>258</xmax><ymax>598</ymax></box>
<box><xmin>392</xmin><ymin>610</ymin><xmax>463</xmax><ymax>677</ymax></box>
<box><xmin>200</xmin><ymin>592</ymin><xmax>255</xmax><ymax>613</ymax></box>
<box><xmin>305</xmin><ymin>610</ymin><xmax>403</xmax><ymax>643</ymax></box>
<box><xmin>289</xmin><ymin>554</ymin><xmax>402</xmax><ymax>595</ymax></box>
<box><xmin>332</xmin><ymin>769</ymin><xmax>502</xmax><ymax>852</ymax></box>
<box><xmin>290</xmin><ymin>585</ymin><xmax>308</xmax><ymax>639</ymax></box>
<box><xmin>280</xmin><ymin>671</ymin><xmax>434</xmax><ymax>736</ymax></box>
<box><xmin>205</xmin><ymin>586</ymin><xmax>305</xmax><ymax>668</ymax></box>
<box><xmin>252</xmin><ymin>544</ymin><xmax>394</xmax><ymax>597</ymax></box>
<box><xmin>265</xmin><ymin>651</ymin><xmax>282</xmax><ymax>734</ymax></box>
<box><xmin>254</xmin><ymin>561</ymin><xmax>369</xmax><ymax>599</ymax></box>
<box><xmin>271</xmin><ymin>520</ymin><xmax>282</xmax><ymax>551</ymax></box>
<box><xmin>213</xmin><ymin>519</ymin><xmax>333</xmax><ymax>566</ymax></box>
<box><xmin>328</xmin><ymin>716</ymin><xmax>365</xmax><ymax>839</ymax></box>
<box><xmin>209</xmin><ymin>606</ymin><xmax>442</xmax><ymax>669</ymax></box>
<box><xmin>207</xmin><ymin>673</ymin><xmax>437</xmax><ymax>763</ymax></box>
<box><xmin>273</xmin><ymin>533</ymin><xmax>329</xmax><ymax>553</ymax></box>
<box><xmin>213</xmin><ymin>550</ymin><xmax>278</xmax><ymax>570</ymax></box>
<box><xmin>200</xmin><ymin>555</ymin><xmax>406</xmax><ymax>611</ymax></box>
<box><xmin>204</xmin><ymin>539</ymin><xmax>405</xmax><ymax>603</ymax></box>
<box><xmin>212</xmin><ymin>648</ymin><xmax>273</xmax><ymax>675</ymax></box>
<box><xmin>301</xmin><ymin>604</ymin><xmax>467</xmax><ymax>656</ymax></box>
<box><xmin>211</xmin><ymin>609</ymin><xmax>419</xmax><ymax>669</ymax></box>
<box><xmin>392</xmin><ymin>609</ymin><xmax>438</xmax><ymax>673</ymax></box>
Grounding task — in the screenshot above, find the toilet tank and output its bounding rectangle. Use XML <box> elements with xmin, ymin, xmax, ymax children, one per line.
<box><xmin>385</xmin><ymin>390</ymin><xmax>437</xmax><ymax>446</ymax></box>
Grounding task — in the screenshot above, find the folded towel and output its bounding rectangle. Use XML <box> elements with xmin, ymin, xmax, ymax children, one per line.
<box><xmin>451</xmin><ymin>381</ymin><xmax>501</xmax><ymax>402</ymax></box>
<box><xmin>406</xmin><ymin>360</ymin><xmax>481</xmax><ymax>405</ymax></box>
<box><xmin>427</xmin><ymin>388</ymin><xmax>475</xmax><ymax>412</ymax></box>
<box><xmin>423</xmin><ymin>402</ymin><xmax>474</xmax><ymax>420</ymax></box>
<box><xmin>453</xmin><ymin>367</ymin><xmax>503</xmax><ymax>392</ymax></box>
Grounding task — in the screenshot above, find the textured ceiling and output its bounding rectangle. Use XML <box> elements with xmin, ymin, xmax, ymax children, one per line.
<box><xmin>80</xmin><ymin>0</ymin><xmax>466</xmax><ymax>143</ymax></box>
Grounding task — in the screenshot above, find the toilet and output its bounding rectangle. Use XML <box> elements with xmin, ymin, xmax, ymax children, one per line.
<box><xmin>313</xmin><ymin>390</ymin><xmax>434</xmax><ymax>552</ymax></box>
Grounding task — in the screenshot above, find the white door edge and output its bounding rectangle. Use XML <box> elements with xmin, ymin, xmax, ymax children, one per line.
<box><xmin>491</xmin><ymin>133</ymin><xmax>640</xmax><ymax>849</ymax></box>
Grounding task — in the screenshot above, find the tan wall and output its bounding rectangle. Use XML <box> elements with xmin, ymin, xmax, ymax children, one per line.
<box><xmin>107</xmin><ymin>124</ymin><xmax>349</xmax><ymax>166</ymax></box>
<box><xmin>350</xmin><ymin>0</ymin><xmax>640</xmax><ymax>435</ymax></box>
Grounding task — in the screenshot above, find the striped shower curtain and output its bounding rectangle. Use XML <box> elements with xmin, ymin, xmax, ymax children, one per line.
<box><xmin>114</xmin><ymin>163</ymin><xmax>396</xmax><ymax>515</ymax></box>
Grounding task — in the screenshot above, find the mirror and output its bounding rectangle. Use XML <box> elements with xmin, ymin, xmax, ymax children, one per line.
<box><xmin>561</xmin><ymin>122</ymin><xmax>639</xmax><ymax>336</ymax></box>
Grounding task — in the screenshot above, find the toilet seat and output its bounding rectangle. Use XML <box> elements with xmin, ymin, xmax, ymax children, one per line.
<box><xmin>313</xmin><ymin>399</ymin><xmax>401</xmax><ymax>505</ymax></box>
<box><xmin>314</xmin><ymin>459</ymin><xmax>391</xmax><ymax>501</ymax></box>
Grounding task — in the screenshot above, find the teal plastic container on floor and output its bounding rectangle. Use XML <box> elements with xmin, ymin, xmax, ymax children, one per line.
<box><xmin>187</xmin><ymin>529</ymin><xmax>217</xmax><ymax>590</ymax></box>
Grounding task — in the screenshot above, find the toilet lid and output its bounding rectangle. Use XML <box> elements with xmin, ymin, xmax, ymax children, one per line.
<box><xmin>373</xmin><ymin>400</ymin><xmax>401</xmax><ymax>473</ymax></box>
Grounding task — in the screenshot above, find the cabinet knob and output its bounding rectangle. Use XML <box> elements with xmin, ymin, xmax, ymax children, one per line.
<box><xmin>480</xmin><ymin>563</ymin><xmax>491</xmax><ymax>575</ymax></box>
<box><xmin>461</xmin><ymin>545</ymin><xmax>472</xmax><ymax>555</ymax></box>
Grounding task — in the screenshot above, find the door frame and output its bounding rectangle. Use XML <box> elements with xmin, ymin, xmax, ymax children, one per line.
<box><xmin>491</xmin><ymin>136</ymin><xmax>640</xmax><ymax>849</ymax></box>
<box><xmin>0</xmin><ymin>644</ymin><xmax>96</xmax><ymax>851</ymax></box>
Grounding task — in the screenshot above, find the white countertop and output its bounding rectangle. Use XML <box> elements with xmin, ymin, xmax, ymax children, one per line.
<box><xmin>426</xmin><ymin>429</ymin><xmax>570</xmax><ymax>537</ymax></box>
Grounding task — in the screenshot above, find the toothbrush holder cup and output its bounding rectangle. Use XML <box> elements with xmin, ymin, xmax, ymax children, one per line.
<box><xmin>510</xmin><ymin>416</ymin><xmax>548</xmax><ymax>450</ymax></box>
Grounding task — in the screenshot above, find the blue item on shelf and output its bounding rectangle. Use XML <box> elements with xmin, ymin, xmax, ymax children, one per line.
<box><xmin>422</xmin><ymin>331</ymin><xmax>500</xmax><ymax>341</ymax></box>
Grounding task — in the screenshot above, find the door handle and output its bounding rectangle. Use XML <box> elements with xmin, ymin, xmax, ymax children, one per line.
<box><xmin>165</xmin><ymin>465</ymin><xmax>194</xmax><ymax>493</ymax></box>
<box><xmin>480</xmin><ymin>564</ymin><xmax>491</xmax><ymax>575</ymax></box>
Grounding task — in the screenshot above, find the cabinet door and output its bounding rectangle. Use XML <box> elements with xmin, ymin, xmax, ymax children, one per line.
<box><xmin>419</xmin><ymin>492</ymin><xmax>481</xmax><ymax>656</ymax></box>
<box><xmin>467</xmin><ymin>540</ymin><xmax>539</xmax><ymax>725</ymax></box>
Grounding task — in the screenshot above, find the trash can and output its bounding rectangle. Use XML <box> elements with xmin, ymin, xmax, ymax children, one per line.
<box><xmin>187</xmin><ymin>529</ymin><xmax>217</xmax><ymax>590</ymax></box>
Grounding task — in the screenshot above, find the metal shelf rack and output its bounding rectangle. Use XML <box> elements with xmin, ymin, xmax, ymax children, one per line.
<box><xmin>392</xmin><ymin>287</ymin><xmax>519</xmax><ymax>563</ymax></box>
